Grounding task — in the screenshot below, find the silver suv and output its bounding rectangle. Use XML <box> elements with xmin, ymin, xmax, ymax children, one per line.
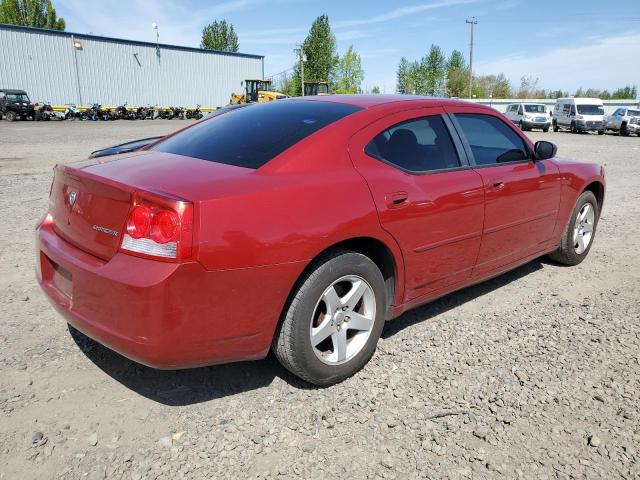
<box><xmin>605</xmin><ymin>107</ymin><xmax>640</xmax><ymax>136</ymax></box>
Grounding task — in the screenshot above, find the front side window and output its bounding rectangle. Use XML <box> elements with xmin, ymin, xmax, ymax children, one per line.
<box><xmin>454</xmin><ymin>113</ymin><xmax>529</xmax><ymax>166</ymax></box>
<box><xmin>364</xmin><ymin>115</ymin><xmax>461</xmax><ymax>173</ymax></box>
<box><xmin>628</xmin><ymin>109</ymin><xmax>640</xmax><ymax>117</ymax></box>
<box><xmin>577</xmin><ymin>104</ymin><xmax>604</xmax><ymax>115</ymax></box>
<box><xmin>151</xmin><ymin>100</ymin><xmax>361</xmax><ymax>169</ymax></box>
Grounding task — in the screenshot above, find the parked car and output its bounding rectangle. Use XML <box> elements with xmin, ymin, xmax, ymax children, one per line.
<box><xmin>553</xmin><ymin>97</ymin><xmax>605</xmax><ymax>134</ymax></box>
<box><xmin>604</xmin><ymin>107</ymin><xmax>640</xmax><ymax>136</ymax></box>
<box><xmin>36</xmin><ymin>96</ymin><xmax>605</xmax><ymax>386</ymax></box>
<box><xmin>504</xmin><ymin>102</ymin><xmax>551</xmax><ymax>131</ymax></box>
<box><xmin>0</xmin><ymin>89</ymin><xmax>35</xmax><ymax>121</ymax></box>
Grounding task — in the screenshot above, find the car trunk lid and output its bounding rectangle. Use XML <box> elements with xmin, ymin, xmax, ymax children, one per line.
<box><xmin>49</xmin><ymin>151</ymin><xmax>254</xmax><ymax>261</ymax></box>
<box><xmin>50</xmin><ymin>165</ymin><xmax>133</xmax><ymax>260</ymax></box>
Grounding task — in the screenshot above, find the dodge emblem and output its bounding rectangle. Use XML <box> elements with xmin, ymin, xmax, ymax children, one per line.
<box><xmin>69</xmin><ymin>191</ymin><xmax>77</xmax><ymax>206</ymax></box>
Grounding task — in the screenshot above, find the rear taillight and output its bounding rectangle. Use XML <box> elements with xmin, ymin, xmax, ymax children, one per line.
<box><xmin>120</xmin><ymin>192</ymin><xmax>193</xmax><ymax>261</ymax></box>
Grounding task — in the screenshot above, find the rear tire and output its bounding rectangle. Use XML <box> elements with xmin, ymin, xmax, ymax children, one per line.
<box><xmin>548</xmin><ymin>191</ymin><xmax>599</xmax><ymax>266</ymax></box>
<box><xmin>273</xmin><ymin>249</ymin><xmax>387</xmax><ymax>386</ymax></box>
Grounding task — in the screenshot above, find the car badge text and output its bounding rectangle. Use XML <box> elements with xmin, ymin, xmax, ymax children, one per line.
<box><xmin>93</xmin><ymin>225</ymin><xmax>119</xmax><ymax>236</ymax></box>
<box><xmin>68</xmin><ymin>191</ymin><xmax>77</xmax><ymax>206</ymax></box>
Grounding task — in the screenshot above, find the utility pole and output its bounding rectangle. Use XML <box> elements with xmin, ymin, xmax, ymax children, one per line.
<box><xmin>295</xmin><ymin>44</ymin><xmax>306</xmax><ymax>96</ymax></box>
<box><xmin>466</xmin><ymin>17</ymin><xmax>477</xmax><ymax>98</ymax></box>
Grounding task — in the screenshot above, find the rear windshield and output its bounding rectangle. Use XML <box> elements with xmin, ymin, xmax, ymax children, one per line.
<box><xmin>151</xmin><ymin>100</ymin><xmax>362</xmax><ymax>169</ymax></box>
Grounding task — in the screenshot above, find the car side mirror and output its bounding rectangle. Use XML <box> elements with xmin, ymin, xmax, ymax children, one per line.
<box><xmin>534</xmin><ymin>141</ymin><xmax>557</xmax><ymax>160</ymax></box>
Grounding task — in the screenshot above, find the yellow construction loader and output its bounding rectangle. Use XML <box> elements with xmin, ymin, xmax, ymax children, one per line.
<box><xmin>304</xmin><ymin>81</ymin><xmax>330</xmax><ymax>96</ymax></box>
<box><xmin>230</xmin><ymin>79</ymin><xmax>287</xmax><ymax>104</ymax></box>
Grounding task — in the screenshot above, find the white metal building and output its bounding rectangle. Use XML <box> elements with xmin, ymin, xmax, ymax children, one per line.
<box><xmin>0</xmin><ymin>24</ymin><xmax>264</xmax><ymax>107</ymax></box>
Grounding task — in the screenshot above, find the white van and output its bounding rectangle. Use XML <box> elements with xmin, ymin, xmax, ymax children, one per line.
<box><xmin>553</xmin><ymin>98</ymin><xmax>605</xmax><ymax>134</ymax></box>
<box><xmin>504</xmin><ymin>103</ymin><xmax>551</xmax><ymax>131</ymax></box>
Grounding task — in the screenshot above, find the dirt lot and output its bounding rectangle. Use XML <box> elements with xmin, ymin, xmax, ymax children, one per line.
<box><xmin>0</xmin><ymin>120</ymin><xmax>638</xmax><ymax>480</ymax></box>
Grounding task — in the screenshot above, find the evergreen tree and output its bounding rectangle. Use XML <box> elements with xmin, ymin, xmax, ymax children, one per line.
<box><xmin>446</xmin><ymin>50</ymin><xmax>467</xmax><ymax>97</ymax></box>
<box><xmin>396</xmin><ymin>57</ymin><xmax>411</xmax><ymax>94</ymax></box>
<box><xmin>289</xmin><ymin>14</ymin><xmax>337</xmax><ymax>96</ymax></box>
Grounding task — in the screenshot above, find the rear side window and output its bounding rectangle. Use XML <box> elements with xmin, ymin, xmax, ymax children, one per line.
<box><xmin>151</xmin><ymin>101</ymin><xmax>362</xmax><ymax>169</ymax></box>
<box><xmin>454</xmin><ymin>113</ymin><xmax>529</xmax><ymax>165</ymax></box>
<box><xmin>364</xmin><ymin>115</ymin><xmax>461</xmax><ymax>173</ymax></box>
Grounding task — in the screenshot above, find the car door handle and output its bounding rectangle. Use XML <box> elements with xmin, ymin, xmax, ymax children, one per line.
<box><xmin>386</xmin><ymin>192</ymin><xmax>408</xmax><ymax>208</ymax></box>
<box><xmin>490</xmin><ymin>180</ymin><xmax>505</xmax><ymax>191</ymax></box>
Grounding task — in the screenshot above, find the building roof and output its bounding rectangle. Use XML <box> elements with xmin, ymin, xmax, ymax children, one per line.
<box><xmin>0</xmin><ymin>23</ymin><xmax>263</xmax><ymax>60</ymax></box>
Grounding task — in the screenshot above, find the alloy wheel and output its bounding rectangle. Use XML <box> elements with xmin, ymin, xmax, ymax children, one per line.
<box><xmin>573</xmin><ymin>203</ymin><xmax>595</xmax><ymax>254</ymax></box>
<box><xmin>309</xmin><ymin>275</ymin><xmax>376</xmax><ymax>365</ymax></box>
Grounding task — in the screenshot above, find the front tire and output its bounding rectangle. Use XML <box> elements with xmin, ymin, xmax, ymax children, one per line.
<box><xmin>548</xmin><ymin>191</ymin><xmax>599</xmax><ymax>266</ymax></box>
<box><xmin>273</xmin><ymin>249</ymin><xmax>387</xmax><ymax>386</ymax></box>
<box><xmin>570</xmin><ymin>121</ymin><xmax>578</xmax><ymax>134</ymax></box>
<box><xmin>620</xmin><ymin>123</ymin><xmax>629</xmax><ymax>136</ymax></box>
<box><xmin>5</xmin><ymin>111</ymin><xmax>16</xmax><ymax>122</ymax></box>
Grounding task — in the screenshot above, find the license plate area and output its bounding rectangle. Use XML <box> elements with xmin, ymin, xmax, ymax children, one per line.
<box><xmin>41</xmin><ymin>253</ymin><xmax>73</xmax><ymax>300</ymax></box>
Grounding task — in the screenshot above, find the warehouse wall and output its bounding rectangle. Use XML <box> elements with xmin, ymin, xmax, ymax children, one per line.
<box><xmin>0</xmin><ymin>25</ymin><xmax>263</xmax><ymax>108</ymax></box>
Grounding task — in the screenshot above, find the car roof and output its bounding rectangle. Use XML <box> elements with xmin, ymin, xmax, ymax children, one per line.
<box><xmin>0</xmin><ymin>89</ymin><xmax>28</xmax><ymax>94</ymax></box>
<box><xmin>296</xmin><ymin>94</ymin><xmax>479</xmax><ymax>109</ymax></box>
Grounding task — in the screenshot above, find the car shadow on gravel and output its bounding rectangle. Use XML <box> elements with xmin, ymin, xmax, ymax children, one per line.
<box><xmin>70</xmin><ymin>259</ymin><xmax>545</xmax><ymax>405</ymax></box>
<box><xmin>382</xmin><ymin>259</ymin><xmax>544</xmax><ymax>339</ymax></box>
<box><xmin>68</xmin><ymin>325</ymin><xmax>309</xmax><ymax>406</ymax></box>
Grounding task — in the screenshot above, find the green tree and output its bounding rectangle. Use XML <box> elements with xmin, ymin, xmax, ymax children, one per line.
<box><xmin>419</xmin><ymin>44</ymin><xmax>446</xmax><ymax>95</ymax></box>
<box><xmin>446</xmin><ymin>49</ymin><xmax>468</xmax><ymax>97</ymax></box>
<box><xmin>289</xmin><ymin>14</ymin><xmax>337</xmax><ymax>97</ymax></box>
<box><xmin>396</xmin><ymin>57</ymin><xmax>411</xmax><ymax>94</ymax></box>
<box><xmin>371</xmin><ymin>85</ymin><xmax>381</xmax><ymax>94</ymax></box>
<box><xmin>611</xmin><ymin>85</ymin><xmax>637</xmax><ymax>99</ymax></box>
<box><xmin>473</xmin><ymin>74</ymin><xmax>512</xmax><ymax>98</ymax></box>
<box><xmin>332</xmin><ymin>46</ymin><xmax>364</xmax><ymax>94</ymax></box>
<box><xmin>0</xmin><ymin>0</ymin><xmax>65</xmax><ymax>30</ymax></box>
<box><xmin>549</xmin><ymin>89</ymin><xmax>568</xmax><ymax>99</ymax></box>
<box><xmin>200</xmin><ymin>19</ymin><xmax>239</xmax><ymax>52</ymax></box>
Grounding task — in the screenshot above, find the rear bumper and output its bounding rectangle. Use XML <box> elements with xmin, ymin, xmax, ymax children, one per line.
<box><xmin>36</xmin><ymin>221</ymin><xmax>304</xmax><ymax>369</ymax></box>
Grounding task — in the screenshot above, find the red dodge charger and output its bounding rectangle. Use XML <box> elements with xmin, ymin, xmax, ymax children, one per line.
<box><xmin>36</xmin><ymin>96</ymin><xmax>605</xmax><ymax>385</ymax></box>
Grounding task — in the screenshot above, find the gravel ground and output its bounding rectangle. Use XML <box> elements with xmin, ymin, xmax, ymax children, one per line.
<box><xmin>0</xmin><ymin>120</ymin><xmax>638</xmax><ymax>480</ymax></box>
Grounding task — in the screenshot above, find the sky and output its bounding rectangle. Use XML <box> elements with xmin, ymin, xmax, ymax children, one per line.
<box><xmin>55</xmin><ymin>0</ymin><xmax>640</xmax><ymax>94</ymax></box>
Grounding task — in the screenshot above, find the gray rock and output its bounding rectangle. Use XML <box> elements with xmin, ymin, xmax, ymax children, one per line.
<box><xmin>87</xmin><ymin>432</ymin><xmax>98</xmax><ymax>447</ymax></box>
<box><xmin>158</xmin><ymin>436</ymin><xmax>173</xmax><ymax>449</ymax></box>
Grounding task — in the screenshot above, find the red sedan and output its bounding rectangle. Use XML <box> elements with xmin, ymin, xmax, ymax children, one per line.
<box><xmin>36</xmin><ymin>96</ymin><xmax>605</xmax><ymax>385</ymax></box>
